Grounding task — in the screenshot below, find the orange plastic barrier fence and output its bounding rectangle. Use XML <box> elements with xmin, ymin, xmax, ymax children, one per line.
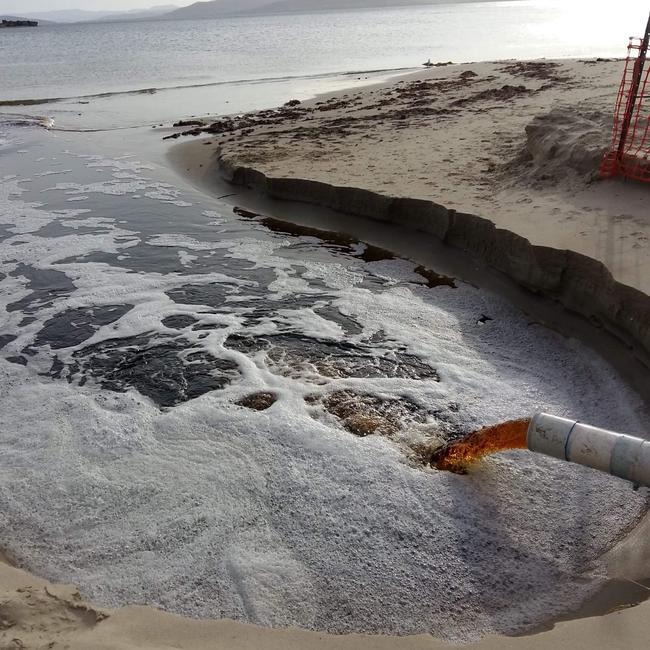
<box><xmin>601</xmin><ymin>27</ymin><xmax>650</xmax><ymax>182</ymax></box>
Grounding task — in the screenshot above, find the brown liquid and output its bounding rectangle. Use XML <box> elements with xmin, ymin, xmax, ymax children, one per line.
<box><xmin>431</xmin><ymin>419</ymin><xmax>530</xmax><ymax>473</ymax></box>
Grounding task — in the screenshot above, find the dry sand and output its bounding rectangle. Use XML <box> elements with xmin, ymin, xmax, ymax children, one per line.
<box><xmin>5</xmin><ymin>59</ymin><xmax>650</xmax><ymax>649</ymax></box>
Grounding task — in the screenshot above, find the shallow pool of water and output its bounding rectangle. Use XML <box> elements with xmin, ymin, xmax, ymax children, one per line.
<box><xmin>0</xmin><ymin>121</ymin><xmax>648</xmax><ymax>641</ymax></box>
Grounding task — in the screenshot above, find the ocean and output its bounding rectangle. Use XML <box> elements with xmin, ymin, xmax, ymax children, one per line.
<box><xmin>1</xmin><ymin>0</ymin><xmax>648</xmax><ymax>127</ymax></box>
<box><xmin>1</xmin><ymin>0</ymin><xmax>649</xmax><ymax>641</ymax></box>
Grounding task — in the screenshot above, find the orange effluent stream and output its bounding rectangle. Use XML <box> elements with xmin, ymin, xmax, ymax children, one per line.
<box><xmin>432</xmin><ymin>419</ymin><xmax>531</xmax><ymax>473</ymax></box>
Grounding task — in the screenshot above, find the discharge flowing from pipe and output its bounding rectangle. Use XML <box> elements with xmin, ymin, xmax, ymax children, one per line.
<box><xmin>431</xmin><ymin>419</ymin><xmax>530</xmax><ymax>473</ymax></box>
<box><xmin>432</xmin><ymin>413</ymin><xmax>650</xmax><ymax>489</ymax></box>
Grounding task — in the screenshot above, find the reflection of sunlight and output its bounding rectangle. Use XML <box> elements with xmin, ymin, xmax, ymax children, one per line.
<box><xmin>541</xmin><ymin>0</ymin><xmax>648</xmax><ymax>10</ymax></box>
<box><xmin>523</xmin><ymin>0</ymin><xmax>649</xmax><ymax>57</ymax></box>
<box><xmin>544</xmin><ymin>0</ymin><xmax>649</xmax><ymax>34</ymax></box>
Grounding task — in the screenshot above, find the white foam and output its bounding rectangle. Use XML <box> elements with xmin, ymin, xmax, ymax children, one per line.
<box><xmin>0</xmin><ymin>177</ymin><xmax>69</xmax><ymax>234</ymax></box>
<box><xmin>203</xmin><ymin>210</ymin><xmax>228</xmax><ymax>226</ymax></box>
<box><xmin>178</xmin><ymin>250</ymin><xmax>198</xmax><ymax>267</ymax></box>
<box><xmin>1</xmin><ymin>136</ymin><xmax>649</xmax><ymax>643</ymax></box>
<box><xmin>79</xmin><ymin>154</ymin><xmax>156</xmax><ymax>173</ymax></box>
<box><xmin>147</xmin><ymin>234</ymin><xmax>222</xmax><ymax>251</ymax></box>
<box><xmin>0</xmin><ymin>348</ymin><xmax>646</xmax><ymax>641</ymax></box>
<box><xmin>144</xmin><ymin>183</ymin><xmax>193</xmax><ymax>207</ymax></box>
<box><xmin>35</xmin><ymin>170</ymin><xmax>73</xmax><ymax>177</ymax></box>
<box><xmin>52</xmin><ymin>209</ymin><xmax>93</xmax><ymax>217</ymax></box>
<box><xmin>274</xmin><ymin>307</ymin><xmax>344</xmax><ymax>340</ymax></box>
<box><xmin>45</xmin><ymin>180</ymin><xmax>149</xmax><ymax>197</ymax></box>
<box><xmin>59</xmin><ymin>216</ymin><xmax>115</xmax><ymax>229</ymax></box>
<box><xmin>44</xmin><ymin>178</ymin><xmax>191</xmax><ymax>208</ymax></box>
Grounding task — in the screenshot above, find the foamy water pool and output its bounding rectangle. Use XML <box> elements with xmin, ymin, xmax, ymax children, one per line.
<box><xmin>0</xmin><ymin>121</ymin><xmax>648</xmax><ymax>641</ymax></box>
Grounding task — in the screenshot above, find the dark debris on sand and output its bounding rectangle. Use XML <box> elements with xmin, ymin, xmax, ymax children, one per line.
<box><xmin>163</xmin><ymin>66</ymin><xmax>568</xmax><ymax>146</ymax></box>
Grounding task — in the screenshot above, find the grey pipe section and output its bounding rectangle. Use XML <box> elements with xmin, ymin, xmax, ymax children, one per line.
<box><xmin>527</xmin><ymin>413</ymin><xmax>650</xmax><ymax>487</ymax></box>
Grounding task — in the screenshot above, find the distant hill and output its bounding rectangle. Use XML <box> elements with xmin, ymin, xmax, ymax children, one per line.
<box><xmin>12</xmin><ymin>0</ymin><xmax>506</xmax><ymax>26</ymax></box>
<box><xmin>93</xmin><ymin>5</ymin><xmax>179</xmax><ymax>23</ymax></box>
<box><xmin>162</xmin><ymin>0</ymin><xmax>271</xmax><ymax>19</ymax></box>
<box><xmin>162</xmin><ymin>0</ymin><xmax>490</xmax><ymax>20</ymax></box>
<box><xmin>261</xmin><ymin>0</ymin><xmax>487</xmax><ymax>12</ymax></box>
<box><xmin>18</xmin><ymin>6</ymin><xmax>177</xmax><ymax>24</ymax></box>
<box><xmin>19</xmin><ymin>9</ymin><xmax>113</xmax><ymax>22</ymax></box>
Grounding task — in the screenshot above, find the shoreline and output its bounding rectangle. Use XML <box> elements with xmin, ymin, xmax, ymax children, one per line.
<box><xmin>3</xmin><ymin>542</ymin><xmax>650</xmax><ymax>649</ymax></box>
<box><xmin>215</xmin><ymin>154</ymin><xmax>650</xmax><ymax>362</ymax></box>
<box><xmin>167</xmin><ymin>58</ymin><xmax>650</xmax><ymax>402</ymax></box>
<box><xmin>163</xmin><ymin>55</ymin><xmax>650</xmax><ymax>646</ymax></box>
<box><xmin>168</xmin><ymin>57</ymin><xmax>650</xmax><ymax>372</ymax></box>
<box><xmin>3</xmin><ymin>56</ymin><xmax>650</xmax><ymax>649</ymax></box>
<box><xmin>168</xmin><ymin>136</ymin><xmax>650</xmax><ymax>407</ymax></box>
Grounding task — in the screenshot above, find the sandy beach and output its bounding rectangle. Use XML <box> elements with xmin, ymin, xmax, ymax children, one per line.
<box><xmin>173</xmin><ymin>57</ymin><xmax>650</xmax><ymax>293</ymax></box>
<box><xmin>3</xmin><ymin>54</ymin><xmax>650</xmax><ymax>650</ymax></box>
<box><xmin>171</xmin><ymin>56</ymin><xmax>650</xmax><ymax>378</ymax></box>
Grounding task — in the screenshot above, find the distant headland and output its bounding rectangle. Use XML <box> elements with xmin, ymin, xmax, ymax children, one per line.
<box><xmin>1</xmin><ymin>19</ymin><xmax>39</xmax><ymax>27</ymax></box>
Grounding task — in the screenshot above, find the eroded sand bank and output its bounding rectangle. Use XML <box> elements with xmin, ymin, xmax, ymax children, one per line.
<box><xmin>171</xmin><ymin>58</ymin><xmax>650</xmax><ymax>368</ymax></box>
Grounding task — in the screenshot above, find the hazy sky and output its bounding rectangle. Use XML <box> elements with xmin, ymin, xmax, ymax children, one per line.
<box><xmin>1</xmin><ymin>0</ymin><xmax>648</xmax><ymax>15</ymax></box>
<box><xmin>0</xmin><ymin>0</ymin><xmax>195</xmax><ymax>12</ymax></box>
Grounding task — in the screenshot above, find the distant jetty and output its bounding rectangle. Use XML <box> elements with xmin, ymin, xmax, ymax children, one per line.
<box><xmin>1</xmin><ymin>19</ymin><xmax>38</xmax><ymax>27</ymax></box>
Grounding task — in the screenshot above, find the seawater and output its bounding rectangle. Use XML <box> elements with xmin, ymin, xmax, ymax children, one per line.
<box><xmin>1</xmin><ymin>0</ymin><xmax>649</xmax><ymax>127</ymax></box>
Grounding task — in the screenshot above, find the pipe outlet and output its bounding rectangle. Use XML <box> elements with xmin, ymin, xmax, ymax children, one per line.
<box><xmin>527</xmin><ymin>413</ymin><xmax>650</xmax><ymax>487</ymax></box>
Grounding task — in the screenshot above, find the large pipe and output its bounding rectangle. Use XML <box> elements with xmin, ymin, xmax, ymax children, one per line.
<box><xmin>527</xmin><ymin>413</ymin><xmax>650</xmax><ymax>488</ymax></box>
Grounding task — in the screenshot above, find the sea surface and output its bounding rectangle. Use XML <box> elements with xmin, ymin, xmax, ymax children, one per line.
<box><xmin>1</xmin><ymin>0</ymin><xmax>649</xmax><ymax>127</ymax></box>
<box><xmin>1</xmin><ymin>0</ymin><xmax>650</xmax><ymax>642</ymax></box>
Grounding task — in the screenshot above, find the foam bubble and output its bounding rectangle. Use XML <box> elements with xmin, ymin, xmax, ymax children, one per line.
<box><xmin>79</xmin><ymin>153</ymin><xmax>156</xmax><ymax>173</ymax></box>
<box><xmin>0</xmin><ymin>176</ymin><xmax>70</xmax><ymax>234</ymax></box>
<box><xmin>59</xmin><ymin>216</ymin><xmax>115</xmax><ymax>229</ymax></box>
<box><xmin>147</xmin><ymin>234</ymin><xmax>223</xmax><ymax>251</ymax></box>
<box><xmin>35</xmin><ymin>170</ymin><xmax>73</xmax><ymax>177</ymax></box>
<box><xmin>203</xmin><ymin>210</ymin><xmax>228</xmax><ymax>226</ymax></box>
<box><xmin>178</xmin><ymin>250</ymin><xmax>198</xmax><ymax>267</ymax></box>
